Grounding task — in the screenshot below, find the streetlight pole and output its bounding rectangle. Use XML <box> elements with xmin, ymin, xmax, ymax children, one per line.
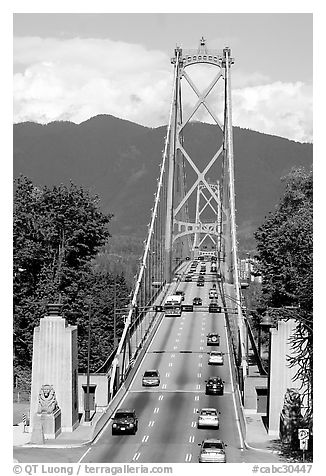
<box><xmin>85</xmin><ymin>303</ymin><xmax>91</xmax><ymax>423</ymax></box>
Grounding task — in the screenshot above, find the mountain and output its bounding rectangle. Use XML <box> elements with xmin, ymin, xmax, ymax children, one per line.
<box><xmin>13</xmin><ymin>114</ymin><xmax>312</xmax><ymax>250</ymax></box>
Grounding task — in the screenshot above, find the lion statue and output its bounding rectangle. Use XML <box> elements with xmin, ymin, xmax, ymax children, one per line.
<box><xmin>37</xmin><ymin>384</ymin><xmax>59</xmax><ymax>414</ymax></box>
<box><xmin>282</xmin><ymin>388</ymin><xmax>302</xmax><ymax>419</ymax></box>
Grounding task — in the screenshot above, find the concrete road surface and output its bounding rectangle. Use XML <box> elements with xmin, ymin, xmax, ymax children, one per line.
<box><xmin>14</xmin><ymin>262</ymin><xmax>283</xmax><ymax>463</ymax></box>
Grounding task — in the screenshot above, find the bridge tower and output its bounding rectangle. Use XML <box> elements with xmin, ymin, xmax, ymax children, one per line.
<box><xmin>164</xmin><ymin>38</ymin><xmax>240</xmax><ymax>290</ymax></box>
<box><xmin>193</xmin><ymin>180</ymin><xmax>222</xmax><ymax>259</ymax></box>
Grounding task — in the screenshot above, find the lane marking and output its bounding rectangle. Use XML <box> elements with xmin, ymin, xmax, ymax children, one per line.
<box><xmin>85</xmin><ymin>307</ymin><xmax>168</xmax><ymax>456</ymax></box>
<box><xmin>77</xmin><ymin>447</ymin><xmax>91</xmax><ymax>463</ymax></box>
<box><xmin>162</xmin><ymin>384</ymin><xmax>167</xmax><ymax>389</ymax></box>
<box><xmin>148</xmin><ymin>420</ymin><xmax>155</xmax><ymax>427</ymax></box>
<box><xmin>158</xmin><ymin>395</ymin><xmax>164</xmax><ymax>401</ymax></box>
<box><xmin>171</xmin><ymin>354</ymin><xmax>175</xmax><ymax>358</ymax></box>
<box><xmin>199</xmin><ymin>354</ymin><xmax>203</xmax><ymax>359</ymax></box>
<box><xmin>189</xmin><ymin>435</ymin><xmax>195</xmax><ymax>443</ymax></box>
<box><xmin>194</xmin><ymin>395</ymin><xmax>199</xmax><ymax>401</ymax></box>
<box><xmin>199</xmin><ymin>346</ymin><xmax>203</xmax><ymax>350</ymax></box>
<box><xmin>200</xmin><ymin>339</ymin><xmax>204</xmax><ymax>343</ymax></box>
<box><xmin>173</xmin><ymin>346</ymin><xmax>178</xmax><ymax>350</ymax></box>
<box><xmin>185</xmin><ymin>453</ymin><xmax>192</xmax><ymax>462</ymax></box>
<box><xmin>193</xmin><ymin>407</ymin><xmax>198</xmax><ymax>414</ymax></box>
<box><xmin>197</xmin><ymin>373</ymin><xmax>201</xmax><ymax>378</ymax></box>
<box><xmin>196</xmin><ymin>384</ymin><xmax>201</xmax><ymax>390</ymax></box>
<box><xmin>165</xmin><ymin>372</ymin><xmax>170</xmax><ymax>377</ymax></box>
<box><xmin>154</xmin><ymin>407</ymin><xmax>160</xmax><ymax>413</ymax></box>
<box><xmin>198</xmin><ymin>362</ymin><xmax>202</xmax><ymax>367</ymax></box>
<box><xmin>133</xmin><ymin>452</ymin><xmax>141</xmax><ymax>461</ymax></box>
<box><xmin>142</xmin><ymin>435</ymin><xmax>149</xmax><ymax>443</ymax></box>
<box><xmin>191</xmin><ymin>421</ymin><xmax>196</xmax><ymax>428</ymax></box>
<box><xmin>168</xmin><ymin>362</ymin><xmax>173</xmax><ymax>367</ymax></box>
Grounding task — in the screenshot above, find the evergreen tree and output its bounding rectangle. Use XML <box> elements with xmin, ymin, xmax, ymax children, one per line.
<box><xmin>254</xmin><ymin>167</ymin><xmax>312</xmax><ymax>421</ymax></box>
<box><xmin>13</xmin><ymin>176</ymin><xmax>129</xmax><ymax>377</ymax></box>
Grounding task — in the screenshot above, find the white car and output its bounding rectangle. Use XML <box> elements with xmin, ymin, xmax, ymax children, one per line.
<box><xmin>198</xmin><ymin>439</ymin><xmax>227</xmax><ymax>463</ymax></box>
<box><xmin>209</xmin><ymin>290</ymin><xmax>218</xmax><ymax>299</ymax></box>
<box><xmin>208</xmin><ymin>351</ymin><xmax>224</xmax><ymax>365</ymax></box>
<box><xmin>197</xmin><ymin>408</ymin><xmax>220</xmax><ymax>428</ymax></box>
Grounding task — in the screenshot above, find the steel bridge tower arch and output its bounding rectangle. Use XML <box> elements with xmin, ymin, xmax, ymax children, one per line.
<box><xmin>164</xmin><ymin>39</ymin><xmax>238</xmax><ymax>285</ymax></box>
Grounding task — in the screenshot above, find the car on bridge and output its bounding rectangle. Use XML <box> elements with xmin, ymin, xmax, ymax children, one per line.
<box><xmin>175</xmin><ymin>290</ymin><xmax>185</xmax><ymax>301</ymax></box>
<box><xmin>185</xmin><ymin>275</ymin><xmax>192</xmax><ymax>282</ymax></box>
<box><xmin>198</xmin><ymin>439</ymin><xmax>227</xmax><ymax>463</ymax></box>
<box><xmin>197</xmin><ymin>408</ymin><xmax>220</xmax><ymax>429</ymax></box>
<box><xmin>205</xmin><ymin>376</ymin><xmax>225</xmax><ymax>395</ymax></box>
<box><xmin>208</xmin><ymin>351</ymin><xmax>224</xmax><ymax>365</ymax></box>
<box><xmin>112</xmin><ymin>408</ymin><xmax>138</xmax><ymax>435</ymax></box>
<box><xmin>142</xmin><ymin>369</ymin><xmax>160</xmax><ymax>386</ymax></box>
<box><xmin>193</xmin><ymin>297</ymin><xmax>202</xmax><ymax>306</ymax></box>
<box><xmin>207</xmin><ymin>333</ymin><xmax>220</xmax><ymax>345</ymax></box>
<box><xmin>209</xmin><ymin>289</ymin><xmax>218</xmax><ymax>299</ymax></box>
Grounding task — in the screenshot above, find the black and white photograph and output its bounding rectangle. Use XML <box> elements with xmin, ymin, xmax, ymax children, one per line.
<box><xmin>8</xmin><ymin>3</ymin><xmax>317</xmax><ymax>473</ymax></box>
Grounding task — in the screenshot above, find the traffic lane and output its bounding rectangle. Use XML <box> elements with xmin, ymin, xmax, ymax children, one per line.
<box><xmin>86</xmin><ymin>390</ymin><xmax>199</xmax><ymax>463</ymax></box>
<box><xmin>135</xmin><ymin>392</ymin><xmax>201</xmax><ymax>463</ymax></box>
<box><xmin>83</xmin><ymin>391</ymin><xmax>165</xmax><ymax>463</ymax></box>
<box><xmin>83</xmin><ymin>309</ymin><xmax>181</xmax><ymax>463</ymax></box>
<box><xmin>85</xmin><ymin>276</ymin><xmax>240</xmax><ymax>463</ymax></box>
<box><xmin>197</xmin><ymin>392</ymin><xmax>243</xmax><ymax>462</ymax></box>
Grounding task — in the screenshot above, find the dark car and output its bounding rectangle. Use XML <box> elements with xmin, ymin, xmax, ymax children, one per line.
<box><xmin>112</xmin><ymin>408</ymin><xmax>138</xmax><ymax>435</ymax></box>
<box><xmin>207</xmin><ymin>333</ymin><xmax>220</xmax><ymax>345</ymax></box>
<box><xmin>193</xmin><ymin>297</ymin><xmax>203</xmax><ymax>306</ymax></box>
<box><xmin>185</xmin><ymin>275</ymin><xmax>192</xmax><ymax>282</ymax></box>
<box><xmin>205</xmin><ymin>377</ymin><xmax>224</xmax><ymax>395</ymax></box>
<box><xmin>197</xmin><ymin>281</ymin><xmax>204</xmax><ymax>287</ymax></box>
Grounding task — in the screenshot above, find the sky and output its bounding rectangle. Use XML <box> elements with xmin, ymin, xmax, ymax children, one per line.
<box><xmin>12</xmin><ymin>11</ymin><xmax>313</xmax><ymax>143</ymax></box>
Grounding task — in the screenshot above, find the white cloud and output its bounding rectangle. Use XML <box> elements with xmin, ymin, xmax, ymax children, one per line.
<box><xmin>13</xmin><ymin>36</ymin><xmax>312</xmax><ymax>142</ymax></box>
<box><xmin>232</xmin><ymin>81</ymin><xmax>313</xmax><ymax>142</ymax></box>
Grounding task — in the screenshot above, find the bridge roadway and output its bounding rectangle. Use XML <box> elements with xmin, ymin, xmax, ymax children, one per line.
<box><xmin>81</xmin><ymin>263</ymin><xmax>244</xmax><ymax>463</ymax></box>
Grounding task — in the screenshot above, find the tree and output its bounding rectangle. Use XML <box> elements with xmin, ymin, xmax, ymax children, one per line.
<box><xmin>254</xmin><ymin>167</ymin><xmax>312</xmax><ymax>422</ymax></box>
<box><xmin>13</xmin><ymin>176</ymin><xmax>130</xmax><ymax>375</ymax></box>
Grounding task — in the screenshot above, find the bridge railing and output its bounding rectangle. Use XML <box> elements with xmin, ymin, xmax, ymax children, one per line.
<box><xmin>106</xmin><ymin>63</ymin><xmax>179</xmax><ymax>400</ymax></box>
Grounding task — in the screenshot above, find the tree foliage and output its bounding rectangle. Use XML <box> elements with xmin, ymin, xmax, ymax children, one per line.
<box><xmin>254</xmin><ymin>167</ymin><xmax>312</xmax><ymax>416</ymax></box>
<box><xmin>13</xmin><ymin>175</ymin><xmax>130</xmax><ymax>376</ymax></box>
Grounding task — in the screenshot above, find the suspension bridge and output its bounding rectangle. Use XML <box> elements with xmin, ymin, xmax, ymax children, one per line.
<box><xmin>95</xmin><ymin>38</ymin><xmax>248</xmax><ymax>412</ymax></box>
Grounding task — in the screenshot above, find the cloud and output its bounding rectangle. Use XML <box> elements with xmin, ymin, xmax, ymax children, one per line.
<box><xmin>13</xmin><ymin>36</ymin><xmax>312</xmax><ymax>142</ymax></box>
<box><xmin>232</xmin><ymin>81</ymin><xmax>313</xmax><ymax>142</ymax></box>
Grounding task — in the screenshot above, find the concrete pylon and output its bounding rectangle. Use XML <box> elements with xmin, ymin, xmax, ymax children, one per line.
<box><xmin>268</xmin><ymin>319</ymin><xmax>302</xmax><ymax>436</ymax></box>
<box><xmin>29</xmin><ymin>304</ymin><xmax>79</xmax><ymax>434</ymax></box>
